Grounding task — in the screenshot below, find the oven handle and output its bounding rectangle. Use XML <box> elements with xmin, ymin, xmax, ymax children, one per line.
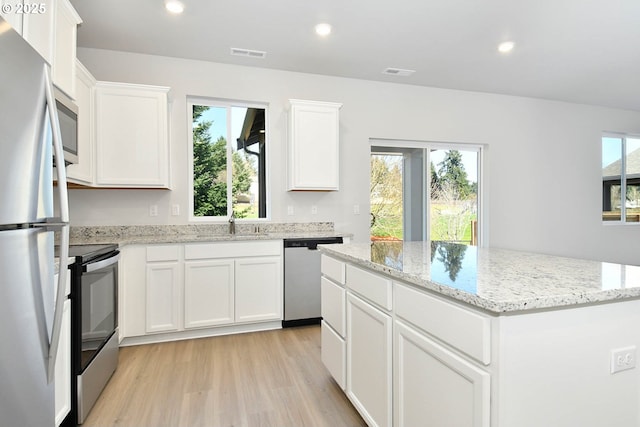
<box><xmin>85</xmin><ymin>252</ymin><xmax>120</xmax><ymax>273</ymax></box>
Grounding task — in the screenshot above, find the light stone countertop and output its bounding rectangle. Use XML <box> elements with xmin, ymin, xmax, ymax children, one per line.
<box><xmin>66</xmin><ymin>223</ymin><xmax>351</xmax><ymax>246</ymax></box>
<box><xmin>318</xmin><ymin>241</ymin><xmax>640</xmax><ymax>314</ymax></box>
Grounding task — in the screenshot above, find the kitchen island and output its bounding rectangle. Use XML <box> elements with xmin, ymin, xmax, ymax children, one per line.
<box><xmin>319</xmin><ymin>241</ymin><xmax>640</xmax><ymax>427</ymax></box>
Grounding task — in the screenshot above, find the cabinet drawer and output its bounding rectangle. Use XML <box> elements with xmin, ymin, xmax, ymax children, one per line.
<box><xmin>321</xmin><ymin>255</ymin><xmax>345</xmax><ymax>284</ymax></box>
<box><xmin>146</xmin><ymin>245</ymin><xmax>180</xmax><ymax>262</ymax></box>
<box><xmin>321</xmin><ymin>320</ymin><xmax>346</xmax><ymax>390</ymax></box>
<box><xmin>395</xmin><ymin>284</ymin><xmax>491</xmax><ymax>365</ymax></box>
<box><xmin>185</xmin><ymin>240</ymin><xmax>281</xmax><ymax>260</ymax></box>
<box><xmin>321</xmin><ymin>277</ymin><xmax>345</xmax><ymax>336</ymax></box>
<box><xmin>346</xmin><ymin>265</ymin><xmax>392</xmax><ymax>311</ymax></box>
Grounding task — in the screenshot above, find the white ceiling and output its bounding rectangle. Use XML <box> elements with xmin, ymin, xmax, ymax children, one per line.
<box><xmin>70</xmin><ymin>0</ymin><xmax>640</xmax><ymax>111</ymax></box>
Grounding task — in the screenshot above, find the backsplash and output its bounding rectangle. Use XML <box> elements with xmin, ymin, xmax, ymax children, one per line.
<box><xmin>69</xmin><ymin>222</ymin><xmax>335</xmax><ymax>240</ymax></box>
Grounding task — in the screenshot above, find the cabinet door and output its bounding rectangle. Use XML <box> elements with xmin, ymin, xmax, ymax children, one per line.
<box><xmin>346</xmin><ymin>293</ymin><xmax>392</xmax><ymax>427</ymax></box>
<box><xmin>235</xmin><ymin>256</ymin><xmax>282</xmax><ymax>323</ymax></box>
<box><xmin>146</xmin><ymin>262</ymin><xmax>180</xmax><ymax>333</ymax></box>
<box><xmin>21</xmin><ymin>0</ymin><xmax>53</xmax><ymax>65</ymax></box>
<box><xmin>95</xmin><ymin>82</ymin><xmax>170</xmax><ymax>188</ymax></box>
<box><xmin>67</xmin><ymin>60</ymin><xmax>95</xmax><ymax>185</ymax></box>
<box><xmin>394</xmin><ymin>320</ymin><xmax>490</xmax><ymax>427</ymax></box>
<box><xmin>54</xmin><ymin>298</ymin><xmax>71</xmax><ymax>427</ymax></box>
<box><xmin>288</xmin><ymin>99</ymin><xmax>341</xmax><ymax>190</ymax></box>
<box><xmin>52</xmin><ymin>0</ymin><xmax>81</xmax><ymax>98</ymax></box>
<box><xmin>0</xmin><ymin>1</ymin><xmax>23</xmax><ymax>33</ymax></box>
<box><xmin>184</xmin><ymin>259</ymin><xmax>234</xmax><ymax>329</ymax></box>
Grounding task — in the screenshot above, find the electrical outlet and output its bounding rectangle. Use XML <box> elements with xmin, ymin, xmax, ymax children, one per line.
<box><xmin>611</xmin><ymin>346</ymin><xmax>636</xmax><ymax>374</ymax></box>
<box><xmin>149</xmin><ymin>204</ymin><xmax>158</xmax><ymax>217</ymax></box>
<box><xmin>171</xmin><ymin>204</ymin><xmax>180</xmax><ymax>216</ymax></box>
<box><xmin>353</xmin><ymin>204</ymin><xmax>360</xmax><ymax>215</ymax></box>
<box><xmin>287</xmin><ymin>205</ymin><xmax>294</xmax><ymax>215</ymax></box>
<box><xmin>311</xmin><ymin>205</ymin><xmax>318</xmax><ymax>215</ymax></box>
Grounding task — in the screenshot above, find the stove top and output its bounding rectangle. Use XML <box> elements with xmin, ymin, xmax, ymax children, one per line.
<box><xmin>56</xmin><ymin>243</ymin><xmax>119</xmax><ymax>263</ymax></box>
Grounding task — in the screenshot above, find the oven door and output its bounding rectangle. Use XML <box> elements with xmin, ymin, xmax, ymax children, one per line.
<box><xmin>80</xmin><ymin>251</ymin><xmax>119</xmax><ymax>372</ymax></box>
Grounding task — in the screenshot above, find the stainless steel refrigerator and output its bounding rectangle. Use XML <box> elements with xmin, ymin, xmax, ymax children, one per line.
<box><xmin>0</xmin><ymin>17</ymin><xmax>70</xmax><ymax>427</ymax></box>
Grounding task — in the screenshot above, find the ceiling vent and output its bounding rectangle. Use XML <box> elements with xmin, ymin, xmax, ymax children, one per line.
<box><xmin>382</xmin><ymin>68</ymin><xmax>416</xmax><ymax>77</ymax></box>
<box><xmin>230</xmin><ymin>48</ymin><xmax>267</xmax><ymax>59</ymax></box>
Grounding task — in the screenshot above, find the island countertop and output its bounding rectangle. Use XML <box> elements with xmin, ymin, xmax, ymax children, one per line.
<box><xmin>318</xmin><ymin>241</ymin><xmax>640</xmax><ymax>314</ymax></box>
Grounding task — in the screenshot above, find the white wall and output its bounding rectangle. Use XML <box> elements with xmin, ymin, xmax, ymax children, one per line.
<box><xmin>73</xmin><ymin>47</ymin><xmax>640</xmax><ymax>265</ymax></box>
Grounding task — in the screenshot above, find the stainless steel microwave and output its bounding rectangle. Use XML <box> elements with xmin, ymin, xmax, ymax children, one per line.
<box><xmin>54</xmin><ymin>88</ymin><xmax>78</xmax><ymax>165</ymax></box>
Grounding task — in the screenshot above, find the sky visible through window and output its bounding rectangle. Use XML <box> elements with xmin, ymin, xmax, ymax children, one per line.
<box><xmin>199</xmin><ymin>106</ymin><xmax>247</xmax><ymax>143</ymax></box>
<box><xmin>430</xmin><ymin>150</ymin><xmax>478</xmax><ymax>182</ymax></box>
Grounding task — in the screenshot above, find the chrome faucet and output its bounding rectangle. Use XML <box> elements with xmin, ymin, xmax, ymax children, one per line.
<box><xmin>228</xmin><ymin>213</ymin><xmax>236</xmax><ymax>234</ymax></box>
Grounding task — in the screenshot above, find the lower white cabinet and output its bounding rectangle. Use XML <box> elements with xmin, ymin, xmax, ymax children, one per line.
<box><xmin>146</xmin><ymin>261</ymin><xmax>180</xmax><ymax>333</ymax></box>
<box><xmin>346</xmin><ymin>293</ymin><xmax>392</xmax><ymax>427</ymax></box>
<box><xmin>120</xmin><ymin>241</ymin><xmax>283</xmax><ymax>343</ymax></box>
<box><xmin>394</xmin><ymin>320</ymin><xmax>490</xmax><ymax>427</ymax></box>
<box><xmin>184</xmin><ymin>259</ymin><xmax>234</xmax><ymax>328</ymax></box>
<box><xmin>235</xmin><ymin>256</ymin><xmax>282</xmax><ymax>323</ymax></box>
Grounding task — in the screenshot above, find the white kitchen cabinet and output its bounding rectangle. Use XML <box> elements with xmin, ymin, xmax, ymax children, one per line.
<box><xmin>0</xmin><ymin>1</ymin><xmax>23</xmax><ymax>33</ymax></box>
<box><xmin>321</xmin><ymin>257</ymin><xmax>347</xmax><ymax>390</ymax></box>
<box><xmin>185</xmin><ymin>241</ymin><xmax>282</xmax><ymax>326</ymax></box>
<box><xmin>288</xmin><ymin>99</ymin><xmax>341</xmax><ymax>191</ymax></box>
<box><xmin>145</xmin><ymin>246</ymin><xmax>181</xmax><ymax>333</ymax></box>
<box><xmin>66</xmin><ymin>60</ymin><xmax>95</xmax><ymax>185</ymax></box>
<box><xmin>51</xmin><ymin>0</ymin><xmax>81</xmax><ymax>98</ymax></box>
<box><xmin>346</xmin><ymin>293</ymin><xmax>392</xmax><ymax>427</ymax></box>
<box><xmin>235</xmin><ymin>256</ymin><xmax>282</xmax><ymax>323</ymax></box>
<box><xmin>394</xmin><ymin>320</ymin><xmax>490</xmax><ymax>427</ymax></box>
<box><xmin>95</xmin><ymin>82</ymin><xmax>170</xmax><ymax>188</ymax></box>
<box><xmin>54</xmin><ymin>271</ymin><xmax>71</xmax><ymax>427</ymax></box>
<box><xmin>184</xmin><ymin>259</ymin><xmax>234</xmax><ymax>328</ymax></box>
<box><xmin>120</xmin><ymin>241</ymin><xmax>282</xmax><ymax>345</ymax></box>
<box><xmin>21</xmin><ymin>0</ymin><xmax>53</xmax><ymax>65</ymax></box>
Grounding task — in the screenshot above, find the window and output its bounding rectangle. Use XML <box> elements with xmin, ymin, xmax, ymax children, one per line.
<box><xmin>188</xmin><ymin>98</ymin><xmax>268</xmax><ymax>219</ymax></box>
<box><xmin>370</xmin><ymin>141</ymin><xmax>481</xmax><ymax>245</ymax></box>
<box><xmin>602</xmin><ymin>134</ymin><xmax>640</xmax><ymax>223</ymax></box>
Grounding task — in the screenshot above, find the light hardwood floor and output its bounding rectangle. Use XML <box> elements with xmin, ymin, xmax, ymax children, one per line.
<box><xmin>83</xmin><ymin>325</ymin><xmax>366</xmax><ymax>427</ymax></box>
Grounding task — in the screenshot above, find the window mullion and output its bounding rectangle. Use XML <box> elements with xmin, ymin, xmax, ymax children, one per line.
<box><xmin>226</xmin><ymin>106</ymin><xmax>233</xmax><ymax>217</ymax></box>
<box><xmin>621</xmin><ymin>137</ymin><xmax>627</xmax><ymax>223</ymax></box>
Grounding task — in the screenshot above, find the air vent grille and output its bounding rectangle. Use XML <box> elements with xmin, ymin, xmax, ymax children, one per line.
<box><xmin>230</xmin><ymin>48</ymin><xmax>267</xmax><ymax>59</ymax></box>
<box><xmin>382</xmin><ymin>68</ymin><xmax>416</xmax><ymax>77</ymax></box>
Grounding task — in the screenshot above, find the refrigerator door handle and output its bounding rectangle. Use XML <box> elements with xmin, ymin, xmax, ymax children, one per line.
<box><xmin>44</xmin><ymin>65</ymin><xmax>69</xmax><ymax>223</ymax></box>
<box><xmin>43</xmin><ymin>65</ymin><xmax>70</xmax><ymax>383</ymax></box>
<box><xmin>46</xmin><ymin>224</ymin><xmax>69</xmax><ymax>384</ymax></box>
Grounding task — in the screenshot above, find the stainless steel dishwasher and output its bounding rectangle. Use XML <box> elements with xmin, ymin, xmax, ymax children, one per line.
<box><xmin>283</xmin><ymin>237</ymin><xmax>343</xmax><ymax>327</ymax></box>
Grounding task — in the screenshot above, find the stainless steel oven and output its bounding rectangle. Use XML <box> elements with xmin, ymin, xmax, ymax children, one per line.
<box><xmin>67</xmin><ymin>244</ymin><xmax>120</xmax><ymax>424</ymax></box>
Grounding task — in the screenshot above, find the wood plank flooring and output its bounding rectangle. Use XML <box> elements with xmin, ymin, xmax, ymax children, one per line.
<box><xmin>82</xmin><ymin>325</ymin><xmax>366</xmax><ymax>427</ymax></box>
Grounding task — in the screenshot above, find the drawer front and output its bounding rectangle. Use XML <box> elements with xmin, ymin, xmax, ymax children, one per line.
<box><xmin>146</xmin><ymin>245</ymin><xmax>180</xmax><ymax>262</ymax></box>
<box><xmin>321</xmin><ymin>255</ymin><xmax>345</xmax><ymax>284</ymax></box>
<box><xmin>346</xmin><ymin>264</ymin><xmax>392</xmax><ymax>311</ymax></box>
<box><xmin>321</xmin><ymin>277</ymin><xmax>345</xmax><ymax>336</ymax></box>
<box><xmin>395</xmin><ymin>284</ymin><xmax>491</xmax><ymax>365</ymax></box>
<box><xmin>185</xmin><ymin>240</ymin><xmax>281</xmax><ymax>260</ymax></box>
<box><xmin>321</xmin><ymin>320</ymin><xmax>346</xmax><ymax>390</ymax></box>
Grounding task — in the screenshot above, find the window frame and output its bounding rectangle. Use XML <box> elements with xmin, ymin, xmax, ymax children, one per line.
<box><xmin>187</xmin><ymin>96</ymin><xmax>270</xmax><ymax>222</ymax></box>
<box><xmin>602</xmin><ymin>132</ymin><xmax>640</xmax><ymax>225</ymax></box>
<box><xmin>370</xmin><ymin>138</ymin><xmax>485</xmax><ymax>245</ymax></box>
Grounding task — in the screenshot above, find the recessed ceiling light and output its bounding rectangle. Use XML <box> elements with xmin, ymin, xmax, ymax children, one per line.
<box><xmin>165</xmin><ymin>0</ymin><xmax>184</xmax><ymax>14</ymax></box>
<box><xmin>498</xmin><ymin>41</ymin><xmax>515</xmax><ymax>53</ymax></box>
<box><xmin>315</xmin><ymin>23</ymin><xmax>332</xmax><ymax>37</ymax></box>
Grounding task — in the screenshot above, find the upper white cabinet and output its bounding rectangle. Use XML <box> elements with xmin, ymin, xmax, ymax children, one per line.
<box><xmin>95</xmin><ymin>82</ymin><xmax>170</xmax><ymax>188</ymax></box>
<box><xmin>288</xmin><ymin>99</ymin><xmax>341</xmax><ymax>191</ymax></box>
<box><xmin>0</xmin><ymin>1</ymin><xmax>24</xmax><ymax>34</ymax></box>
<box><xmin>52</xmin><ymin>0</ymin><xmax>81</xmax><ymax>98</ymax></box>
<box><xmin>66</xmin><ymin>60</ymin><xmax>95</xmax><ymax>185</ymax></box>
<box><xmin>3</xmin><ymin>0</ymin><xmax>80</xmax><ymax>98</ymax></box>
<box><xmin>21</xmin><ymin>0</ymin><xmax>54</xmax><ymax>65</ymax></box>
